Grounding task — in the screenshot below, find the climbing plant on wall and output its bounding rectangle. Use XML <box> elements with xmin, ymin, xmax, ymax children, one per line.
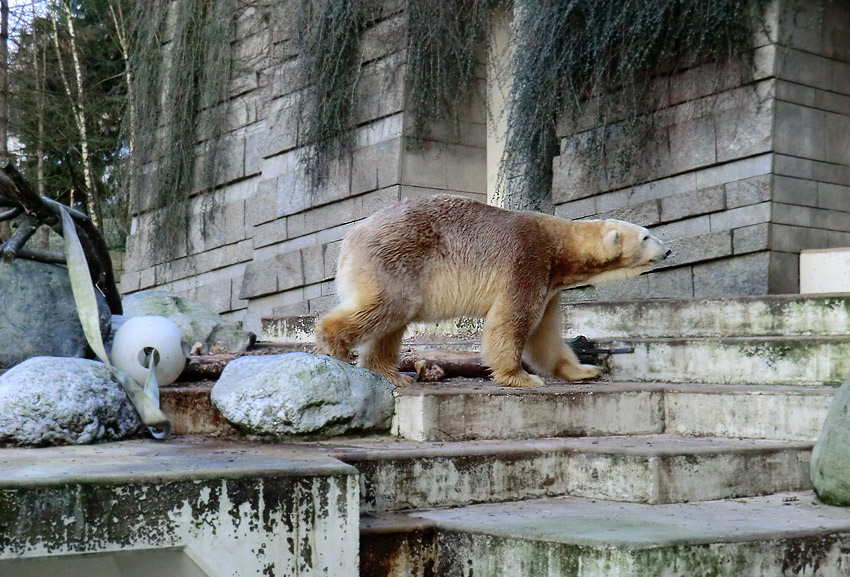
<box><xmin>128</xmin><ymin>0</ymin><xmax>771</xmax><ymax>242</ymax></box>
<box><xmin>291</xmin><ymin>0</ymin><xmax>769</xmax><ymax>210</ymax></box>
<box><xmin>501</xmin><ymin>0</ymin><xmax>770</xmax><ymax>210</ymax></box>
<box><xmin>127</xmin><ymin>0</ymin><xmax>236</xmax><ymax>263</ymax></box>
<box><xmin>292</xmin><ymin>0</ymin><xmax>377</xmax><ymax>188</ymax></box>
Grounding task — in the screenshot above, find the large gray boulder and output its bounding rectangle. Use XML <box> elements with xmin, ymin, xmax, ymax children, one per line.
<box><xmin>811</xmin><ymin>378</ymin><xmax>850</xmax><ymax>505</ymax></box>
<box><xmin>122</xmin><ymin>290</ymin><xmax>255</xmax><ymax>354</ymax></box>
<box><xmin>0</xmin><ymin>259</ymin><xmax>111</xmax><ymax>372</ymax></box>
<box><xmin>0</xmin><ymin>357</ymin><xmax>142</xmax><ymax>446</ymax></box>
<box><xmin>211</xmin><ymin>353</ymin><xmax>395</xmax><ymax>437</ymax></box>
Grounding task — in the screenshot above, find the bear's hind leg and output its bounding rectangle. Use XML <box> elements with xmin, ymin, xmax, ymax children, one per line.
<box><xmin>482</xmin><ymin>297</ymin><xmax>545</xmax><ymax>388</ymax></box>
<box><xmin>359</xmin><ymin>327</ymin><xmax>413</xmax><ymax>387</ymax></box>
<box><xmin>524</xmin><ymin>296</ymin><xmax>601</xmax><ymax>381</ymax></box>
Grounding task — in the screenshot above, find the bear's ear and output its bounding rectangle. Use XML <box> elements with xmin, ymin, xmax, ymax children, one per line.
<box><xmin>603</xmin><ymin>229</ymin><xmax>622</xmax><ymax>260</ymax></box>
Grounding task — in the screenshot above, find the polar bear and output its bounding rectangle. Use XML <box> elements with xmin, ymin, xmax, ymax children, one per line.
<box><xmin>315</xmin><ymin>195</ymin><xmax>670</xmax><ymax>388</ymax></box>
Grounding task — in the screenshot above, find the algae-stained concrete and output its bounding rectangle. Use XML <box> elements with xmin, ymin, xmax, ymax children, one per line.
<box><xmin>0</xmin><ymin>438</ymin><xmax>359</xmax><ymax>576</ymax></box>
<box><xmin>413</xmin><ymin>492</ymin><xmax>850</xmax><ymax>576</ymax></box>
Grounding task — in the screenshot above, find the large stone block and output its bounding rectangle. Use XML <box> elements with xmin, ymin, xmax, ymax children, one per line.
<box><xmin>446</xmin><ymin>144</ymin><xmax>487</xmax><ymax>193</ymax></box>
<box><xmin>301</xmin><ymin>244</ymin><xmax>325</xmax><ymax>285</ymax></box>
<box><xmin>667</xmin><ymin>116</ymin><xmax>717</xmax><ymax>174</ymax></box>
<box><xmin>647</xmin><ymin>266</ymin><xmax>695</xmax><ymax>298</ymax></box>
<box><xmin>812</xmin><ymin>379</ymin><xmax>850</xmax><ymax>506</ymax></box>
<box><xmin>252</xmin><ymin>217</ymin><xmax>287</xmax><ymax>249</ymax></box>
<box><xmin>733</xmin><ymin>223</ymin><xmax>771</xmax><ymax>254</ymax></box>
<box><xmin>774</xmin><ymin>101</ymin><xmax>825</xmax><ymax>160</ymax></box>
<box><xmin>402</xmin><ymin>140</ymin><xmax>448</xmax><ymax>189</ymax></box>
<box><xmin>823</xmin><ymin>111</ymin><xmax>850</xmax><ymax>166</ymax></box>
<box><xmin>351</xmin><ymin>138</ymin><xmax>402</xmax><ymax>195</ymax></box>
<box><xmin>276</xmin><ymin>249</ymin><xmax>304</xmax><ymax>291</ymax></box>
<box><xmin>240</xmin><ymin>259</ymin><xmax>277</xmax><ymax>299</ymax></box>
<box><xmin>709</xmin><ymin>202</ymin><xmax>771</xmax><ymax>232</ymax></box>
<box><xmin>666</xmin><ymin>230</ymin><xmax>733</xmax><ymax>268</ymax></box>
<box><xmin>692</xmin><ymin>252</ymin><xmax>771</xmax><ymax>297</ymax></box>
<box><xmin>695</xmin><ymin>153</ymin><xmax>773</xmax><ymax>190</ymax></box>
<box><xmin>659</xmin><ymin>186</ymin><xmax>725</xmax><ymax>223</ymax></box>
<box><xmin>769</xmin><ymin>251</ymin><xmax>800</xmax><ymax>293</ymax></box>
<box><xmin>819</xmin><ymin>182</ymin><xmax>850</xmax><ymax>212</ymax></box>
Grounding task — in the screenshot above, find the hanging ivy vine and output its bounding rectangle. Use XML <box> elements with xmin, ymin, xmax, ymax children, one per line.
<box><xmin>500</xmin><ymin>0</ymin><xmax>770</xmax><ymax>210</ymax></box>
<box><xmin>128</xmin><ymin>0</ymin><xmax>772</xmax><ymax>246</ymax></box>
<box><xmin>126</xmin><ymin>0</ymin><xmax>236</xmax><ymax>264</ymax></box>
<box><xmin>292</xmin><ymin>0</ymin><xmax>372</xmax><ymax>187</ymax></box>
<box><xmin>405</xmin><ymin>0</ymin><xmax>504</xmax><ymax>142</ymax></box>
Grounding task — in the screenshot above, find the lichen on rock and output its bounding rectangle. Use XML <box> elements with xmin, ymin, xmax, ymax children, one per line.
<box><xmin>211</xmin><ymin>352</ymin><xmax>395</xmax><ymax>437</ymax></box>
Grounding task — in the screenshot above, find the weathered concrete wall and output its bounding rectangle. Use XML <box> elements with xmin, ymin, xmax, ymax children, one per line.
<box><xmin>121</xmin><ymin>1</ymin><xmax>487</xmax><ymax>334</ymax></box>
<box><xmin>554</xmin><ymin>0</ymin><xmax>850</xmax><ymax>301</ymax></box>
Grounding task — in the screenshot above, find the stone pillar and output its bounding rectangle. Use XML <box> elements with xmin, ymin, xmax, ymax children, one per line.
<box><xmin>551</xmin><ymin>0</ymin><xmax>850</xmax><ymax>300</ymax></box>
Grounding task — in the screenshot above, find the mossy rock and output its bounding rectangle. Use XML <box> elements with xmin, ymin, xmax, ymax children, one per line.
<box><xmin>122</xmin><ymin>290</ymin><xmax>255</xmax><ymax>355</ymax></box>
<box><xmin>811</xmin><ymin>378</ymin><xmax>850</xmax><ymax>506</ymax></box>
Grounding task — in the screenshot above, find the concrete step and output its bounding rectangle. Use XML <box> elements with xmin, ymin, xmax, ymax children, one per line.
<box><xmin>159</xmin><ymin>379</ymin><xmax>833</xmax><ymax>442</ymax></box>
<box><xmin>321</xmin><ymin>435</ymin><xmax>811</xmax><ymax>511</ymax></box>
<box><xmin>362</xmin><ymin>491</ymin><xmax>850</xmax><ymax>577</ymax></box>
<box><xmin>563</xmin><ymin>294</ymin><xmax>850</xmax><ymax>338</ymax></box>
<box><xmin>261</xmin><ymin>295</ymin><xmax>850</xmax><ymax>344</ymax></box>
<box><xmin>0</xmin><ymin>437</ymin><xmax>358</xmax><ymax>575</ymax></box>
<box><xmin>393</xmin><ymin>380</ymin><xmax>834</xmax><ymax>442</ymax></box>
<box><xmin>599</xmin><ymin>335</ymin><xmax>850</xmax><ymax>385</ymax></box>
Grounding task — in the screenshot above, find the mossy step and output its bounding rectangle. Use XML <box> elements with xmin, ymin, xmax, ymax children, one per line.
<box><xmin>362</xmin><ymin>491</ymin><xmax>850</xmax><ymax>577</ymax></box>
<box><xmin>320</xmin><ymin>434</ymin><xmax>811</xmax><ymax>511</ymax></box>
<box><xmin>0</xmin><ymin>437</ymin><xmax>358</xmax><ymax>574</ymax></box>
<box><xmin>261</xmin><ymin>295</ymin><xmax>850</xmax><ymax>344</ymax></box>
<box><xmin>599</xmin><ymin>335</ymin><xmax>850</xmax><ymax>385</ymax></box>
<box><xmin>563</xmin><ymin>294</ymin><xmax>850</xmax><ymax>339</ymax></box>
<box><xmin>393</xmin><ymin>380</ymin><xmax>833</xmax><ymax>442</ymax></box>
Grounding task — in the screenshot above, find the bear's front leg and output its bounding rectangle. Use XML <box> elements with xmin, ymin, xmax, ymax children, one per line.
<box><xmin>524</xmin><ymin>296</ymin><xmax>601</xmax><ymax>381</ymax></box>
<box><xmin>482</xmin><ymin>296</ymin><xmax>545</xmax><ymax>388</ymax></box>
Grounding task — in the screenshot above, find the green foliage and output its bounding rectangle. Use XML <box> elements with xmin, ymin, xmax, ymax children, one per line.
<box><xmin>128</xmin><ymin>0</ymin><xmax>236</xmax><ymax>263</ymax></box>
<box><xmin>501</xmin><ymin>0</ymin><xmax>770</xmax><ymax>209</ymax></box>
<box><xmin>9</xmin><ymin>0</ymin><xmax>131</xmax><ymax>247</ymax></box>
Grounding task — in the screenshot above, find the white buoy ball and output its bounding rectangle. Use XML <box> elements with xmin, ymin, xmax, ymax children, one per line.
<box><xmin>111</xmin><ymin>316</ymin><xmax>186</xmax><ymax>386</ymax></box>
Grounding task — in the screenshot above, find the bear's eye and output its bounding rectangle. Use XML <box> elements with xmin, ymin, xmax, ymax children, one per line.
<box><xmin>641</xmin><ymin>235</ymin><xmax>649</xmax><ymax>242</ymax></box>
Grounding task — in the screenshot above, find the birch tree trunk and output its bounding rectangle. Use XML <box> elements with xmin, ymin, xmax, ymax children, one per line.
<box><xmin>0</xmin><ymin>0</ymin><xmax>9</xmax><ymax>242</ymax></box>
<box><xmin>51</xmin><ymin>0</ymin><xmax>102</xmax><ymax>229</ymax></box>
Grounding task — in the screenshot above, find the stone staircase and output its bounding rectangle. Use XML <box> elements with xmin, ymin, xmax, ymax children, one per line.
<box><xmin>6</xmin><ymin>294</ymin><xmax>850</xmax><ymax>576</ymax></box>
<box><xmin>265</xmin><ymin>293</ymin><xmax>850</xmax><ymax>576</ymax></box>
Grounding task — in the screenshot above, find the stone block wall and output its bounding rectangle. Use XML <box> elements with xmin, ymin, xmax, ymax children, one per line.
<box><xmin>123</xmin><ymin>0</ymin><xmax>850</xmax><ymax>332</ymax></box>
<box><xmin>554</xmin><ymin>0</ymin><xmax>850</xmax><ymax>301</ymax></box>
<box><xmin>122</xmin><ymin>1</ymin><xmax>487</xmax><ymax>333</ymax></box>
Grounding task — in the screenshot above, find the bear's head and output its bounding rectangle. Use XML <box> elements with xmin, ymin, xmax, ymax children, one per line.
<box><xmin>587</xmin><ymin>219</ymin><xmax>671</xmax><ymax>285</ymax></box>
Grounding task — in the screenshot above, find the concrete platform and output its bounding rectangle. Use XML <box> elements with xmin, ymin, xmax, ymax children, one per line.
<box><xmin>363</xmin><ymin>492</ymin><xmax>850</xmax><ymax>577</ymax></box>
<box><xmin>321</xmin><ymin>434</ymin><xmax>812</xmax><ymax>510</ymax></box>
<box><xmin>600</xmin><ymin>336</ymin><xmax>850</xmax><ymax>386</ymax></box>
<box><xmin>562</xmin><ymin>294</ymin><xmax>850</xmax><ymax>338</ymax></box>
<box><xmin>260</xmin><ymin>295</ymin><xmax>850</xmax><ymax>343</ymax></box>
<box><xmin>0</xmin><ymin>438</ymin><xmax>358</xmax><ymax>576</ymax></box>
<box><xmin>393</xmin><ymin>380</ymin><xmax>834</xmax><ymax>442</ymax></box>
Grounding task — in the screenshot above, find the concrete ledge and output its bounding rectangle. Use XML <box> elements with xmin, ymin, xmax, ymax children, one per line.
<box><xmin>0</xmin><ymin>438</ymin><xmax>359</xmax><ymax>576</ymax></box>
<box><xmin>563</xmin><ymin>294</ymin><xmax>850</xmax><ymax>338</ymax></box>
<box><xmin>601</xmin><ymin>336</ymin><xmax>850</xmax><ymax>385</ymax></box>
<box><xmin>327</xmin><ymin>435</ymin><xmax>812</xmax><ymax>511</ymax></box>
<box><xmin>400</xmin><ymin>492</ymin><xmax>850</xmax><ymax>577</ymax></box>
<box><xmin>392</xmin><ymin>381</ymin><xmax>665</xmax><ymax>441</ymax></box>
